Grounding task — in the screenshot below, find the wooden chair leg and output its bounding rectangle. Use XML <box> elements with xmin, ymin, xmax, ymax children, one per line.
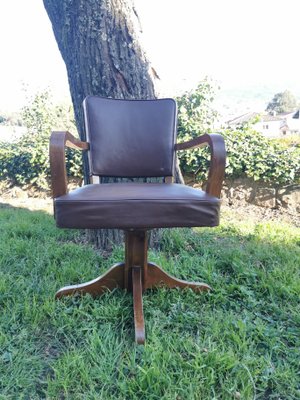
<box><xmin>132</xmin><ymin>266</ymin><xmax>145</xmax><ymax>344</ymax></box>
<box><xmin>55</xmin><ymin>230</ymin><xmax>211</xmax><ymax>345</ymax></box>
<box><xmin>145</xmin><ymin>262</ymin><xmax>211</xmax><ymax>292</ymax></box>
<box><xmin>55</xmin><ymin>262</ymin><xmax>125</xmax><ymax>299</ymax></box>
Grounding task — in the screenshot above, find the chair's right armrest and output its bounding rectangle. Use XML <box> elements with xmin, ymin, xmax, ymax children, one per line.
<box><xmin>175</xmin><ymin>133</ymin><xmax>226</xmax><ymax>198</ymax></box>
<box><xmin>49</xmin><ymin>131</ymin><xmax>89</xmax><ymax>198</ymax></box>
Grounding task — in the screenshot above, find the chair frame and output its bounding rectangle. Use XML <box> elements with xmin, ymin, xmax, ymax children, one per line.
<box><xmin>50</xmin><ymin>130</ymin><xmax>226</xmax><ymax>344</ymax></box>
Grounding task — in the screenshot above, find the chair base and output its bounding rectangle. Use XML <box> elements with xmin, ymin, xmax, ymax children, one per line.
<box><xmin>55</xmin><ymin>230</ymin><xmax>211</xmax><ymax>344</ymax></box>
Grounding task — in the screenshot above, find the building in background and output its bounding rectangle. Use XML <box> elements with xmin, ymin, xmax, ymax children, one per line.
<box><xmin>227</xmin><ymin>110</ymin><xmax>300</xmax><ymax>138</ymax></box>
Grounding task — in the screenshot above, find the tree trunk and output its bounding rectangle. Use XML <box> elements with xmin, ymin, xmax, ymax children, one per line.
<box><xmin>43</xmin><ymin>0</ymin><xmax>182</xmax><ymax>251</ymax></box>
<box><xmin>43</xmin><ymin>0</ymin><xmax>156</xmax><ymax>135</ymax></box>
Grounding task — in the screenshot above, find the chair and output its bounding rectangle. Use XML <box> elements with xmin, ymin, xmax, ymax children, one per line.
<box><xmin>49</xmin><ymin>96</ymin><xmax>226</xmax><ymax>344</ymax></box>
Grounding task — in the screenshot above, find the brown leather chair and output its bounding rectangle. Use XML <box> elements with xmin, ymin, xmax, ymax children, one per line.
<box><xmin>50</xmin><ymin>96</ymin><xmax>226</xmax><ymax>344</ymax></box>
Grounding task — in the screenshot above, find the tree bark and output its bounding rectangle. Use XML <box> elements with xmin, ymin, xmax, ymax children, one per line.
<box><xmin>43</xmin><ymin>0</ymin><xmax>156</xmax><ymax>136</ymax></box>
<box><xmin>43</xmin><ymin>0</ymin><xmax>182</xmax><ymax>251</ymax></box>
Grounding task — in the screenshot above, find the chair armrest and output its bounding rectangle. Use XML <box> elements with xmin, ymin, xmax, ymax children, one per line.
<box><xmin>175</xmin><ymin>133</ymin><xmax>226</xmax><ymax>198</ymax></box>
<box><xmin>49</xmin><ymin>131</ymin><xmax>89</xmax><ymax>198</ymax></box>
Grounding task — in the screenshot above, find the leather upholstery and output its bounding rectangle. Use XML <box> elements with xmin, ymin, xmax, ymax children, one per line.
<box><xmin>54</xmin><ymin>183</ymin><xmax>220</xmax><ymax>230</ymax></box>
<box><xmin>83</xmin><ymin>96</ymin><xmax>177</xmax><ymax>177</ymax></box>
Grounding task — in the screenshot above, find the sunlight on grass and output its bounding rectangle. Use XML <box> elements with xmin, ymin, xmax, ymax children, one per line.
<box><xmin>0</xmin><ymin>202</ymin><xmax>299</xmax><ymax>399</ymax></box>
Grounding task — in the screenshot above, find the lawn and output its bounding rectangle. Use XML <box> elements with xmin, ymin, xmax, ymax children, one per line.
<box><xmin>0</xmin><ymin>201</ymin><xmax>299</xmax><ymax>399</ymax></box>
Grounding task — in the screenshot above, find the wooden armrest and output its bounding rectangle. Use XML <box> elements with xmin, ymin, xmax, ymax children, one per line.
<box><xmin>49</xmin><ymin>131</ymin><xmax>89</xmax><ymax>198</ymax></box>
<box><xmin>175</xmin><ymin>133</ymin><xmax>226</xmax><ymax>198</ymax></box>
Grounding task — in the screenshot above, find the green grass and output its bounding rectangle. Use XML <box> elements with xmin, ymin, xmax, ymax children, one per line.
<box><xmin>0</xmin><ymin>202</ymin><xmax>299</xmax><ymax>399</ymax></box>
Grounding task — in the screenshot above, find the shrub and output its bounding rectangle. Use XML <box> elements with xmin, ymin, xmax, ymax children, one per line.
<box><xmin>176</xmin><ymin>85</ymin><xmax>300</xmax><ymax>186</ymax></box>
<box><xmin>0</xmin><ymin>90</ymin><xmax>83</xmax><ymax>190</ymax></box>
<box><xmin>176</xmin><ymin>78</ymin><xmax>219</xmax><ymax>139</ymax></box>
<box><xmin>1</xmin><ymin>85</ymin><xmax>299</xmax><ymax>191</ymax></box>
<box><xmin>222</xmin><ymin>127</ymin><xmax>300</xmax><ymax>184</ymax></box>
<box><xmin>0</xmin><ymin>133</ymin><xmax>83</xmax><ymax>190</ymax></box>
<box><xmin>177</xmin><ymin>125</ymin><xmax>300</xmax><ymax>186</ymax></box>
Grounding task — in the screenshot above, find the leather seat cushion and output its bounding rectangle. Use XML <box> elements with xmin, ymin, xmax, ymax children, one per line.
<box><xmin>54</xmin><ymin>183</ymin><xmax>220</xmax><ymax>230</ymax></box>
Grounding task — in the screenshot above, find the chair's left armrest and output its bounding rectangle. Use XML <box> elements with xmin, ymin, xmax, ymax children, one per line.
<box><xmin>49</xmin><ymin>131</ymin><xmax>89</xmax><ymax>198</ymax></box>
<box><xmin>175</xmin><ymin>133</ymin><xmax>226</xmax><ymax>198</ymax></box>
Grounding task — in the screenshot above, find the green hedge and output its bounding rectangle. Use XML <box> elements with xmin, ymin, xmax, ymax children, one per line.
<box><xmin>0</xmin><ymin>85</ymin><xmax>299</xmax><ymax>190</ymax></box>
<box><xmin>0</xmin><ymin>132</ymin><xmax>82</xmax><ymax>190</ymax></box>
<box><xmin>1</xmin><ymin>124</ymin><xmax>298</xmax><ymax>191</ymax></box>
<box><xmin>0</xmin><ymin>90</ymin><xmax>82</xmax><ymax>191</ymax></box>
<box><xmin>177</xmin><ymin>127</ymin><xmax>300</xmax><ymax>185</ymax></box>
<box><xmin>176</xmin><ymin>81</ymin><xmax>300</xmax><ymax>185</ymax></box>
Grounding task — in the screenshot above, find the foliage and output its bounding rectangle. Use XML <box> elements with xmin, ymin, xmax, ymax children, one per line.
<box><xmin>22</xmin><ymin>90</ymin><xmax>75</xmax><ymax>135</ymax></box>
<box><xmin>266</xmin><ymin>90</ymin><xmax>299</xmax><ymax>114</ymax></box>
<box><xmin>0</xmin><ymin>202</ymin><xmax>299</xmax><ymax>398</ymax></box>
<box><xmin>222</xmin><ymin>127</ymin><xmax>300</xmax><ymax>184</ymax></box>
<box><xmin>176</xmin><ymin>85</ymin><xmax>300</xmax><ymax>185</ymax></box>
<box><xmin>272</xmin><ymin>134</ymin><xmax>300</xmax><ymax>149</ymax></box>
<box><xmin>0</xmin><ymin>134</ymin><xmax>82</xmax><ymax>190</ymax></box>
<box><xmin>1</xmin><ymin>84</ymin><xmax>300</xmax><ymax>190</ymax></box>
<box><xmin>0</xmin><ymin>90</ymin><xmax>82</xmax><ymax>190</ymax></box>
<box><xmin>176</xmin><ymin>79</ymin><xmax>218</xmax><ymax>179</ymax></box>
<box><xmin>176</xmin><ymin>78</ymin><xmax>219</xmax><ymax>138</ymax></box>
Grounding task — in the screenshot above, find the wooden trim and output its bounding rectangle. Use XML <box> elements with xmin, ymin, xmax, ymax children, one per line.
<box><xmin>49</xmin><ymin>131</ymin><xmax>89</xmax><ymax>198</ymax></box>
<box><xmin>132</xmin><ymin>266</ymin><xmax>145</xmax><ymax>344</ymax></box>
<box><xmin>125</xmin><ymin>230</ymin><xmax>148</xmax><ymax>289</ymax></box>
<box><xmin>146</xmin><ymin>262</ymin><xmax>211</xmax><ymax>291</ymax></box>
<box><xmin>55</xmin><ymin>262</ymin><xmax>125</xmax><ymax>298</ymax></box>
<box><xmin>175</xmin><ymin>133</ymin><xmax>226</xmax><ymax>198</ymax></box>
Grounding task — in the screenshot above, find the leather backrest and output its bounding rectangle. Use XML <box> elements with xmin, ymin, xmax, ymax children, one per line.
<box><xmin>83</xmin><ymin>96</ymin><xmax>177</xmax><ymax>177</ymax></box>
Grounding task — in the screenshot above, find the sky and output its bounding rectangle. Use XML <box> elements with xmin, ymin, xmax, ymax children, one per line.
<box><xmin>1</xmin><ymin>0</ymin><xmax>300</xmax><ymax>111</ymax></box>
